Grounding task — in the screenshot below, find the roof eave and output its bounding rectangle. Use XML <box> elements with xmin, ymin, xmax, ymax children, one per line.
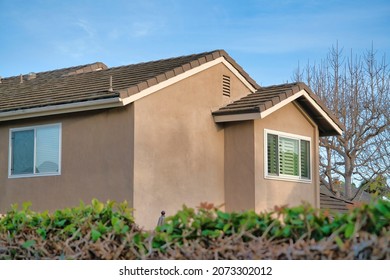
<box><xmin>297</xmin><ymin>91</ymin><xmax>344</xmax><ymax>136</ymax></box>
<box><xmin>213</xmin><ymin>111</ymin><xmax>261</xmax><ymax>123</ymax></box>
<box><xmin>0</xmin><ymin>97</ymin><xmax>123</xmax><ymax>122</ymax></box>
<box><xmin>213</xmin><ymin>89</ymin><xmax>344</xmax><ymax>136</ymax></box>
<box><xmin>120</xmin><ymin>55</ymin><xmax>258</xmax><ymax>105</ymax></box>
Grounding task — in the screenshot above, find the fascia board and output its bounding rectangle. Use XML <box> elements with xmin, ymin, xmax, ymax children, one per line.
<box><xmin>214</xmin><ymin>89</ymin><xmax>343</xmax><ymax>135</ymax></box>
<box><xmin>261</xmin><ymin>89</ymin><xmax>343</xmax><ymax>135</ymax></box>
<box><xmin>120</xmin><ymin>57</ymin><xmax>257</xmax><ymax>106</ymax></box>
<box><xmin>0</xmin><ymin>97</ymin><xmax>123</xmax><ymax>122</ymax></box>
<box><xmin>300</xmin><ymin>91</ymin><xmax>344</xmax><ymax>135</ymax></box>
<box><xmin>213</xmin><ymin>112</ymin><xmax>261</xmax><ymax>123</ymax></box>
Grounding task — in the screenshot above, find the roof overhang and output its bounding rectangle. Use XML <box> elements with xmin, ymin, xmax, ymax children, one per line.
<box><xmin>213</xmin><ymin>89</ymin><xmax>344</xmax><ymax>136</ymax></box>
<box><xmin>0</xmin><ymin>55</ymin><xmax>257</xmax><ymax>122</ymax></box>
<box><xmin>0</xmin><ymin>97</ymin><xmax>123</xmax><ymax>122</ymax></box>
<box><xmin>120</xmin><ymin>56</ymin><xmax>258</xmax><ymax>106</ymax></box>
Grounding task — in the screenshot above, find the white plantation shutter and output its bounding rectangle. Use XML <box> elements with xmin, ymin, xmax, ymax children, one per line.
<box><xmin>36</xmin><ymin>125</ymin><xmax>60</xmax><ymax>173</ymax></box>
<box><xmin>279</xmin><ymin>137</ymin><xmax>299</xmax><ymax>176</ymax></box>
<box><xmin>266</xmin><ymin>131</ymin><xmax>311</xmax><ymax>180</ymax></box>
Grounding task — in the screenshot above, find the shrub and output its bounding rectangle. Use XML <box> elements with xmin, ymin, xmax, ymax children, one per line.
<box><xmin>0</xmin><ymin>199</ymin><xmax>389</xmax><ymax>259</ymax></box>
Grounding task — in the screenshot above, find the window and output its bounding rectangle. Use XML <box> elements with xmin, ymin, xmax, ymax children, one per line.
<box><xmin>9</xmin><ymin>124</ymin><xmax>61</xmax><ymax>177</ymax></box>
<box><xmin>265</xmin><ymin>130</ymin><xmax>311</xmax><ymax>181</ymax></box>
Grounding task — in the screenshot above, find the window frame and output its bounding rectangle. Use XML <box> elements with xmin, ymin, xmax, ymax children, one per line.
<box><xmin>264</xmin><ymin>129</ymin><xmax>312</xmax><ymax>183</ymax></box>
<box><xmin>8</xmin><ymin>123</ymin><xmax>62</xmax><ymax>178</ymax></box>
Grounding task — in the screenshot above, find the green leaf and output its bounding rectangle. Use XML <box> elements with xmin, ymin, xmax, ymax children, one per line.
<box><xmin>97</xmin><ymin>222</ymin><xmax>109</xmax><ymax>234</ymax></box>
<box><xmin>344</xmin><ymin>223</ymin><xmax>355</xmax><ymax>238</ymax></box>
<box><xmin>121</xmin><ymin>225</ymin><xmax>129</xmax><ymax>234</ymax></box>
<box><xmin>321</xmin><ymin>225</ymin><xmax>331</xmax><ymax>235</ymax></box>
<box><xmin>22</xmin><ymin>240</ymin><xmax>36</xmax><ymax>249</ymax></box>
<box><xmin>92</xmin><ymin>199</ymin><xmax>104</xmax><ymax>214</ymax></box>
<box><xmin>217</xmin><ymin>211</ymin><xmax>230</xmax><ymax>220</ymax></box>
<box><xmin>54</xmin><ymin>219</ymin><xmax>67</xmax><ymax>228</ymax></box>
<box><xmin>334</xmin><ymin>236</ymin><xmax>344</xmax><ymax>248</ymax></box>
<box><xmin>201</xmin><ymin>229</ymin><xmax>220</xmax><ymax>238</ymax></box>
<box><xmin>375</xmin><ymin>201</ymin><xmax>390</xmax><ymax>218</ymax></box>
<box><xmin>282</xmin><ymin>225</ymin><xmax>291</xmax><ymax>237</ymax></box>
<box><xmin>178</xmin><ymin>211</ymin><xmax>188</xmax><ymax>226</ymax></box>
<box><xmin>91</xmin><ymin>229</ymin><xmax>101</xmax><ymax>242</ymax></box>
<box><xmin>62</xmin><ymin>224</ymin><xmax>76</xmax><ymax>235</ymax></box>
<box><xmin>223</xmin><ymin>223</ymin><xmax>231</xmax><ymax>233</ymax></box>
<box><xmin>36</xmin><ymin>228</ymin><xmax>47</xmax><ymax>239</ymax></box>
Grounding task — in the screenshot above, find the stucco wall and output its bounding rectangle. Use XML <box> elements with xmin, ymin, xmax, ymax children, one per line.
<box><xmin>0</xmin><ymin>106</ymin><xmax>134</xmax><ymax>213</ymax></box>
<box><xmin>254</xmin><ymin>102</ymin><xmax>320</xmax><ymax>212</ymax></box>
<box><xmin>224</xmin><ymin>121</ymin><xmax>255</xmax><ymax>212</ymax></box>
<box><xmin>132</xmin><ymin>63</ymin><xmax>252</xmax><ymax>229</ymax></box>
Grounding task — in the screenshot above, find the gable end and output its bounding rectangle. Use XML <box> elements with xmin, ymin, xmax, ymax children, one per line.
<box><xmin>212</xmin><ymin>82</ymin><xmax>344</xmax><ymax>136</ymax></box>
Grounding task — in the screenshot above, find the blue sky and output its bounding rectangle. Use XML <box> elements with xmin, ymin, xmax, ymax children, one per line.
<box><xmin>1</xmin><ymin>0</ymin><xmax>389</xmax><ymax>85</ymax></box>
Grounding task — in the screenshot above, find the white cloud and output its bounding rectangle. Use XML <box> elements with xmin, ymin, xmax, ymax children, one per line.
<box><xmin>75</xmin><ymin>19</ymin><xmax>96</xmax><ymax>38</ymax></box>
<box><xmin>52</xmin><ymin>19</ymin><xmax>102</xmax><ymax>58</ymax></box>
<box><xmin>131</xmin><ymin>22</ymin><xmax>153</xmax><ymax>37</ymax></box>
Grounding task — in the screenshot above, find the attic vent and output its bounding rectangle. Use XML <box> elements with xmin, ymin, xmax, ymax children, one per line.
<box><xmin>222</xmin><ymin>75</ymin><xmax>231</xmax><ymax>97</ymax></box>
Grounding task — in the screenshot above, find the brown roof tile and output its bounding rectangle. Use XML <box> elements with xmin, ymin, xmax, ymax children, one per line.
<box><xmin>213</xmin><ymin>82</ymin><xmax>344</xmax><ymax>136</ymax></box>
<box><xmin>0</xmin><ymin>50</ymin><xmax>259</xmax><ymax>115</ymax></box>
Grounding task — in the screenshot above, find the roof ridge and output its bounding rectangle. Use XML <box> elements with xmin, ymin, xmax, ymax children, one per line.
<box><xmin>100</xmin><ymin>50</ymin><xmax>224</xmax><ymax>71</ymax></box>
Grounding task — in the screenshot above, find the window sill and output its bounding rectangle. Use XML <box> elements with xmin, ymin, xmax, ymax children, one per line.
<box><xmin>264</xmin><ymin>175</ymin><xmax>312</xmax><ymax>184</ymax></box>
<box><xmin>8</xmin><ymin>172</ymin><xmax>61</xmax><ymax>179</ymax></box>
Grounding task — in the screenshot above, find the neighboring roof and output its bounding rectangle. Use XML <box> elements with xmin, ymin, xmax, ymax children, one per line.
<box><xmin>351</xmin><ymin>187</ymin><xmax>374</xmax><ymax>203</ymax></box>
<box><xmin>0</xmin><ymin>50</ymin><xmax>259</xmax><ymax>121</ymax></box>
<box><xmin>212</xmin><ymin>82</ymin><xmax>344</xmax><ymax>136</ymax></box>
<box><xmin>320</xmin><ymin>192</ymin><xmax>355</xmax><ymax>214</ymax></box>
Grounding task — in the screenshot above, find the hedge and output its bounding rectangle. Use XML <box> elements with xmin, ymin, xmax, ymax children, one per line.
<box><xmin>0</xmin><ymin>199</ymin><xmax>389</xmax><ymax>259</ymax></box>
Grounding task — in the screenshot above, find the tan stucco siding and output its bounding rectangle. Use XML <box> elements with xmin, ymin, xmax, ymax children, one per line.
<box><xmin>133</xmin><ymin>63</ymin><xmax>252</xmax><ymax>229</ymax></box>
<box><xmin>0</xmin><ymin>106</ymin><xmax>134</xmax><ymax>213</ymax></box>
<box><xmin>224</xmin><ymin>121</ymin><xmax>255</xmax><ymax>212</ymax></box>
<box><xmin>254</xmin><ymin>102</ymin><xmax>320</xmax><ymax>212</ymax></box>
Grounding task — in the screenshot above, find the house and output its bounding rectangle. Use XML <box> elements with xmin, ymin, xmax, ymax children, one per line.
<box><xmin>0</xmin><ymin>50</ymin><xmax>343</xmax><ymax>229</ymax></box>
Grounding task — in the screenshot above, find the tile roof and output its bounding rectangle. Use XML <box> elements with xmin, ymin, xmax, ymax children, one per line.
<box><xmin>0</xmin><ymin>50</ymin><xmax>259</xmax><ymax>115</ymax></box>
<box><xmin>320</xmin><ymin>192</ymin><xmax>355</xmax><ymax>214</ymax></box>
<box><xmin>212</xmin><ymin>82</ymin><xmax>344</xmax><ymax>136</ymax></box>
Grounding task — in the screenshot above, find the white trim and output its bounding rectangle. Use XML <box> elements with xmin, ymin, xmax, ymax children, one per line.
<box><xmin>214</xmin><ymin>89</ymin><xmax>343</xmax><ymax>136</ymax></box>
<box><xmin>263</xmin><ymin>129</ymin><xmax>312</xmax><ymax>183</ymax></box>
<box><xmin>265</xmin><ymin>129</ymin><xmax>312</xmax><ymax>142</ymax></box>
<box><xmin>261</xmin><ymin>90</ymin><xmax>342</xmax><ymax>135</ymax></box>
<box><xmin>8</xmin><ymin>123</ymin><xmax>62</xmax><ymax>179</ymax></box>
<box><xmin>0</xmin><ymin>97</ymin><xmax>122</xmax><ymax>122</ymax></box>
<box><xmin>263</xmin><ymin>174</ymin><xmax>312</xmax><ymax>184</ymax></box>
<box><xmin>121</xmin><ymin>57</ymin><xmax>257</xmax><ymax>106</ymax></box>
<box><xmin>260</xmin><ymin>90</ymin><xmax>305</xmax><ymax>119</ymax></box>
<box><xmin>1</xmin><ymin>57</ymin><xmax>256</xmax><ymax>122</ymax></box>
<box><xmin>300</xmin><ymin>91</ymin><xmax>343</xmax><ymax>135</ymax></box>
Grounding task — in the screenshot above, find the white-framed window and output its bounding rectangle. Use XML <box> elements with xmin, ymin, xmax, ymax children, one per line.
<box><xmin>9</xmin><ymin>123</ymin><xmax>61</xmax><ymax>178</ymax></box>
<box><xmin>264</xmin><ymin>129</ymin><xmax>311</xmax><ymax>182</ymax></box>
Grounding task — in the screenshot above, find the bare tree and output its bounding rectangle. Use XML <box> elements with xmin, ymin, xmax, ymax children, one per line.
<box><xmin>293</xmin><ymin>43</ymin><xmax>390</xmax><ymax>200</ymax></box>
